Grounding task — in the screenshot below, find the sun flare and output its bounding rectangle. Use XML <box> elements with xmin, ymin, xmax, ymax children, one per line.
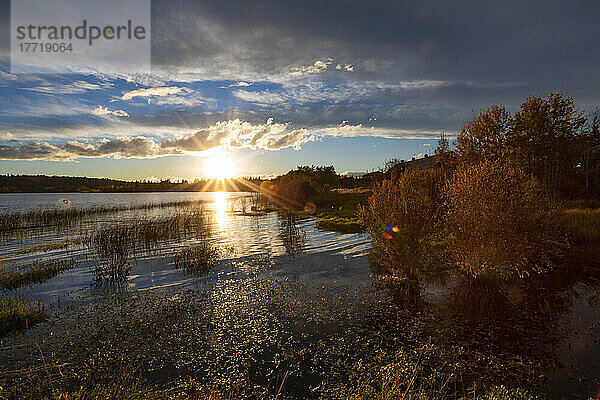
<box><xmin>204</xmin><ymin>155</ymin><xmax>236</xmax><ymax>180</ymax></box>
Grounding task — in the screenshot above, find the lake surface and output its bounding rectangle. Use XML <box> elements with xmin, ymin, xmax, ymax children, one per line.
<box><xmin>1</xmin><ymin>192</ymin><xmax>599</xmax><ymax>398</ymax></box>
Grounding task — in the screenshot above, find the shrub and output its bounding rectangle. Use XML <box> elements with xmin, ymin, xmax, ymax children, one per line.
<box><xmin>359</xmin><ymin>169</ymin><xmax>445</xmax><ymax>278</ymax></box>
<box><xmin>444</xmin><ymin>160</ymin><xmax>557</xmax><ymax>278</ymax></box>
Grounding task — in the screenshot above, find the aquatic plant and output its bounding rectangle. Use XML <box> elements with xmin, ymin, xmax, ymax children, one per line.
<box><xmin>0</xmin><ymin>296</ymin><xmax>47</xmax><ymax>337</ymax></box>
<box><xmin>315</xmin><ymin>215</ymin><xmax>363</xmax><ymax>233</ymax></box>
<box><xmin>0</xmin><ymin>199</ymin><xmax>209</xmax><ymax>239</ymax></box>
<box><xmin>0</xmin><ymin>259</ymin><xmax>77</xmax><ymax>290</ymax></box>
<box><xmin>88</xmin><ymin>206</ymin><xmax>214</xmax><ymax>279</ymax></box>
<box><xmin>15</xmin><ymin>238</ymin><xmax>85</xmax><ymax>255</ymax></box>
<box><xmin>89</xmin><ymin>224</ymin><xmax>137</xmax><ymax>279</ymax></box>
<box><xmin>174</xmin><ymin>242</ymin><xmax>219</xmax><ymax>275</ymax></box>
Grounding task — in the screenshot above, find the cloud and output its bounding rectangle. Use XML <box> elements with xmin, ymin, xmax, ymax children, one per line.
<box><xmin>336</xmin><ymin>64</ymin><xmax>354</xmax><ymax>72</ymax></box>
<box><xmin>0</xmin><ymin>132</ymin><xmax>15</xmax><ymax>142</ymax></box>
<box><xmin>0</xmin><ymin>119</ymin><xmax>319</xmax><ymax>161</ymax></box>
<box><xmin>229</xmin><ymin>81</ymin><xmax>252</xmax><ymax>87</ymax></box>
<box><xmin>92</xmin><ymin>106</ymin><xmax>129</xmax><ymax>117</ymax></box>
<box><xmin>23</xmin><ymin>80</ymin><xmax>112</xmax><ymax>95</ymax></box>
<box><xmin>290</xmin><ymin>58</ymin><xmax>333</xmax><ymax>76</ymax></box>
<box><xmin>121</xmin><ymin>87</ymin><xmax>183</xmax><ymax>100</ymax></box>
<box><xmin>161</xmin><ymin>118</ymin><xmax>312</xmax><ymax>152</ymax></box>
<box><xmin>0</xmin><ymin>141</ymin><xmax>74</xmax><ymax>161</ymax></box>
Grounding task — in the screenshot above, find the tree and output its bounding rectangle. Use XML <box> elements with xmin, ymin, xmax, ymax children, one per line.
<box><xmin>456</xmin><ymin>105</ymin><xmax>510</xmax><ymax>164</ymax></box>
<box><xmin>582</xmin><ymin>108</ymin><xmax>600</xmax><ymax>199</ymax></box>
<box><xmin>434</xmin><ymin>132</ymin><xmax>455</xmax><ymax>171</ymax></box>
<box><xmin>507</xmin><ymin>92</ymin><xmax>586</xmax><ymax>200</ymax></box>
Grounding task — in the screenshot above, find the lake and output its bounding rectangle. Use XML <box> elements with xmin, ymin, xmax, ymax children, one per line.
<box><xmin>1</xmin><ymin>192</ymin><xmax>599</xmax><ymax>399</ymax></box>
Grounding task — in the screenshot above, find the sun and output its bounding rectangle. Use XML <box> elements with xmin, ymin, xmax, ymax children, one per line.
<box><xmin>204</xmin><ymin>154</ymin><xmax>237</xmax><ymax>180</ymax></box>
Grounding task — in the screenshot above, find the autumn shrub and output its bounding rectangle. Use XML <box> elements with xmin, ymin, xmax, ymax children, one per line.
<box><xmin>444</xmin><ymin>159</ymin><xmax>557</xmax><ymax>278</ymax></box>
<box><xmin>359</xmin><ymin>168</ymin><xmax>445</xmax><ymax>278</ymax></box>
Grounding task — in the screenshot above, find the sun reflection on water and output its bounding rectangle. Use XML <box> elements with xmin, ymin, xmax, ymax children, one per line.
<box><xmin>213</xmin><ymin>191</ymin><xmax>228</xmax><ymax>231</ymax></box>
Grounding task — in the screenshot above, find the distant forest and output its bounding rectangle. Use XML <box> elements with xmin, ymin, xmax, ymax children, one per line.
<box><xmin>0</xmin><ymin>175</ymin><xmax>263</xmax><ymax>193</ymax></box>
<box><xmin>0</xmin><ymin>168</ymin><xmax>367</xmax><ymax>193</ymax></box>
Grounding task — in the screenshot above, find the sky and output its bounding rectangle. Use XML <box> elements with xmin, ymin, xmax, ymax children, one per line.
<box><xmin>1</xmin><ymin>0</ymin><xmax>600</xmax><ymax>180</ymax></box>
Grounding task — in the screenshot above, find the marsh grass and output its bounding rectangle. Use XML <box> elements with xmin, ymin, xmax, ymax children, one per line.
<box><xmin>0</xmin><ymin>199</ymin><xmax>208</xmax><ymax>239</ymax></box>
<box><xmin>15</xmin><ymin>238</ymin><xmax>86</xmax><ymax>255</ymax></box>
<box><xmin>0</xmin><ymin>296</ymin><xmax>47</xmax><ymax>337</ymax></box>
<box><xmin>0</xmin><ymin>259</ymin><xmax>77</xmax><ymax>290</ymax></box>
<box><xmin>90</xmin><ymin>224</ymin><xmax>137</xmax><ymax>279</ymax></box>
<box><xmin>89</xmin><ymin>205</ymin><xmax>214</xmax><ymax>279</ymax></box>
<box><xmin>174</xmin><ymin>242</ymin><xmax>219</xmax><ymax>275</ymax></box>
<box><xmin>559</xmin><ymin>208</ymin><xmax>600</xmax><ymax>244</ymax></box>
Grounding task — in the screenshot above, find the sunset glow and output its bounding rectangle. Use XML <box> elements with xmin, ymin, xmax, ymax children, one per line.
<box><xmin>204</xmin><ymin>155</ymin><xmax>237</xmax><ymax>180</ymax></box>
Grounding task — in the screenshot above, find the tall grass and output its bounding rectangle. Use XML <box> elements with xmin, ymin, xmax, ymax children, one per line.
<box><xmin>0</xmin><ymin>296</ymin><xmax>47</xmax><ymax>337</ymax></box>
<box><xmin>174</xmin><ymin>242</ymin><xmax>219</xmax><ymax>275</ymax></box>
<box><xmin>0</xmin><ymin>259</ymin><xmax>77</xmax><ymax>290</ymax></box>
<box><xmin>89</xmin><ymin>206</ymin><xmax>215</xmax><ymax>279</ymax></box>
<box><xmin>0</xmin><ymin>199</ymin><xmax>208</xmax><ymax>238</ymax></box>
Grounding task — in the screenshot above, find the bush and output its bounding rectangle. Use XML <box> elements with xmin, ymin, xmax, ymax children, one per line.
<box><xmin>359</xmin><ymin>169</ymin><xmax>445</xmax><ymax>278</ymax></box>
<box><xmin>444</xmin><ymin>160</ymin><xmax>557</xmax><ymax>278</ymax></box>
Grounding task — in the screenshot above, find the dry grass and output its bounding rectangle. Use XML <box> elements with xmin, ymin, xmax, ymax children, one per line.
<box><xmin>559</xmin><ymin>208</ymin><xmax>600</xmax><ymax>244</ymax></box>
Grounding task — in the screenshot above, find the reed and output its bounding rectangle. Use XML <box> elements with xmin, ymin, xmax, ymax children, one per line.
<box><xmin>89</xmin><ymin>205</ymin><xmax>214</xmax><ymax>279</ymax></box>
<box><xmin>0</xmin><ymin>199</ymin><xmax>208</xmax><ymax>238</ymax></box>
<box><xmin>174</xmin><ymin>242</ymin><xmax>219</xmax><ymax>275</ymax></box>
<box><xmin>0</xmin><ymin>259</ymin><xmax>77</xmax><ymax>290</ymax></box>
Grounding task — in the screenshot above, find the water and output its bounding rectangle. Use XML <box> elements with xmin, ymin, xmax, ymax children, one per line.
<box><xmin>1</xmin><ymin>192</ymin><xmax>599</xmax><ymax>398</ymax></box>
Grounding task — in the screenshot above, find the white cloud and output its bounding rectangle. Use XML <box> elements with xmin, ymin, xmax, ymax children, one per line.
<box><xmin>121</xmin><ymin>86</ymin><xmax>183</xmax><ymax>100</ymax></box>
<box><xmin>290</xmin><ymin>58</ymin><xmax>333</xmax><ymax>76</ymax></box>
<box><xmin>0</xmin><ymin>132</ymin><xmax>16</xmax><ymax>142</ymax></box>
<box><xmin>336</xmin><ymin>64</ymin><xmax>355</xmax><ymax>72</ymax></box>
<box><xmin>92</xmin><ymin>106</ymin><xmax>129</xmax><ymax>117</ymax></box>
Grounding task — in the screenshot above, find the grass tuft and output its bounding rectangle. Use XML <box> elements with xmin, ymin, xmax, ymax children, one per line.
<box><xmin>0</xmin><ymin>296</ymin><xmax>47</xmax><ymax>337</ymax></box>
<box><xmin>174</xmin><ymin>242</ymin><xmax>219</xmax><ymax>275</ymax></box>
<box><xmin>316</xmin><ymin>215</ymin><xmax>363</xmax><ymax>233</ymax></box>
